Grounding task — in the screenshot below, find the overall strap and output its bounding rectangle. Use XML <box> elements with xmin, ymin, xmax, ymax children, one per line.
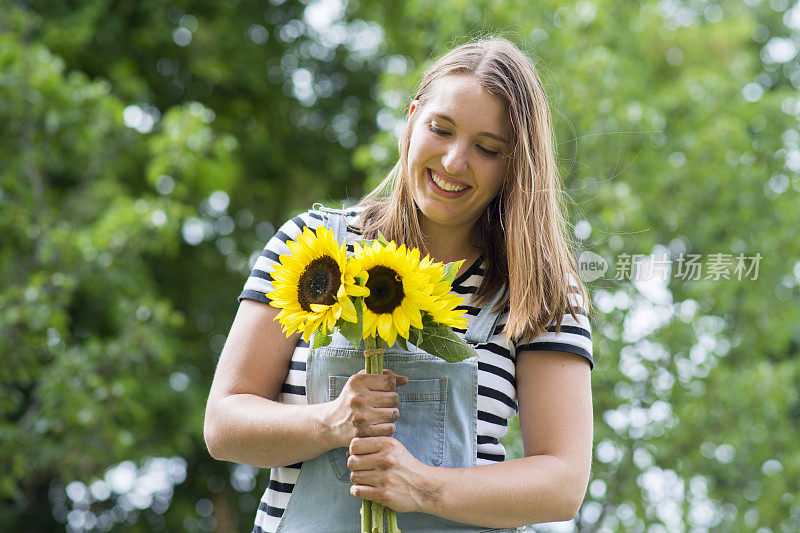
<box><xmin>315</xmin><ymin>204</ymin><xmax>348</xmax><ymax>244</ymax></box>
<box><xmin>464</xmin><ymin>288</ymin><xmax>506</xmax><ymax>345</ymax></box>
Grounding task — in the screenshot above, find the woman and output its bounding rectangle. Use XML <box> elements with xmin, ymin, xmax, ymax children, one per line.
<box><xmin>204</xmin><ymin>38</ymin><xmax>594</xmax><ymax>532</ymax></box>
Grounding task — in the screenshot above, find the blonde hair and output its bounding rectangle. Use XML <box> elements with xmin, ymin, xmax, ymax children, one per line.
<box><xmin>358</xmin><ymin>37</ymin><xmax>589</xmax><ymax>341</ymax></box>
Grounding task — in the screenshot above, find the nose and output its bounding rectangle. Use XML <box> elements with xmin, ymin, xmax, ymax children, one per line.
<box><xmin>441</xmin><ymin>141</ymin><xmax>468</xmax><ymax>175</ymax></box>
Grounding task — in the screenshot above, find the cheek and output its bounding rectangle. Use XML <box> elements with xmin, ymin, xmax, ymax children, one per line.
<box><xmin>482</xmin><ymin>165</ymin><xmax>506</xmax><ymax>196</ymax></box>
<box><xmin>407</xmin><ymin>134</ymin><xmax>429</xmax><ymax>169</ymax></box>
<box><xmin>407</xmin><ymin>127</ymin><xmax>442</xmax><ymax>172</ymax></box>
<box><xmin>493</xmin><ymin>173</ymin><xmax>506</xmax><ymax>196</ymax></box>
<box><xmin>405</xmin><ymin>143</ymin><xmax>420</xmax><ymax>178</ymax></box>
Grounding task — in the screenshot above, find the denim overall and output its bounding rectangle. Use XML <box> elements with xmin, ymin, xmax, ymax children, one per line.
<box><xmin>274</xmin><ymin>208</ymin><xmax>522</xmax><ymax>532</ymax></box>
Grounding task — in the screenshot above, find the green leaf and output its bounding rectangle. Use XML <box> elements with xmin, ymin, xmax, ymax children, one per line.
<box><xmin>338</xmin><ymin>297</ymin><xmax>364</xmax><ymax>349</ymax></box>
<box><xmin>312</xmin><ymin>327</ymin><xmax>332</xmax><ymax>349</ymax></box>
<box><xmin>408</xmin><ymin>326</ymin><xmax>424</xmax><ymax>347</ymax></box>
<box><xmin>356</xmin><ymin>239</ymin><xmax>376</xmax><ymax>247</ymax></box>
<box><xmin>442</xmin><ymin>260</ymin><xmax>464</xmax><ymax>285</ymax></box>
<box><xmin>395</xmin><ymin>335</ymin><xmax>408</xmax><ymax>351</ymax></box>
<box><xmin>377</xmin><ymin>232</ymin><xmax>391</xmax><ymax>246</ymax></box>
<box><xmin>415</xmin><ymin>325</ymin><xmax>478</xmax><ymax>363</ymax></box>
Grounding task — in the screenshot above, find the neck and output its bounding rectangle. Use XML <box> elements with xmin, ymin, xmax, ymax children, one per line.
<box><xmin>420</xmin><ymin>219</ymin><xmax>481</xmax><ymax>273</ymax></box>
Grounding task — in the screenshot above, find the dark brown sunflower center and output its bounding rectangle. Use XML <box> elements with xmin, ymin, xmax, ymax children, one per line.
<box><xmin>364</xmin><ymin>265</ymin><xmax>404</xmax><ymax>314</ymax></box>
<box><xmin>297</xmin><ymin>256</ymin><xmax>341</xmax><ymax>312</ymax></box>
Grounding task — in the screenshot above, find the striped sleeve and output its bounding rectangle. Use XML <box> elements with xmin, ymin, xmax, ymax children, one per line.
<box><xmin>515</xmin><ymin>279</ymin><xmax>594</xmax><ymax>369</ymax></box>
<box><xmin>238</xmin><ymin>210</ymin><xmax>325</xmax><ymax>305</ymax></box>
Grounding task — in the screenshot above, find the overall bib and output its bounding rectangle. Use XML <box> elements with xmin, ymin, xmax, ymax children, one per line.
<box><xmin>274</xmin><ymin>208</ymin><xmax>522</xmax><ymax>533</ymax></box>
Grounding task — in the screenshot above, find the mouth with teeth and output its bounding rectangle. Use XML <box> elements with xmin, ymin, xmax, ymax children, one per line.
<box><xmin>427</xmin><ymin>169</ymin><xmax>471</xmax><ymax>196</ymax></box>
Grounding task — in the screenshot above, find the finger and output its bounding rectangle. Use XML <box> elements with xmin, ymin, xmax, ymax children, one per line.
<box><xmin>369</xmin><ymin>392</ymin><xmax>400</xmax><ymax>409</ymax></box>
<box><xmin>372</xmin><ymin>407</ymin><xmax>399</xmax><ymax>424</ymax></box>
<box><xmin>370</xmin><ymin>422</ymin><xmax>397</xmax><ymax>437</ymax></box>
<box><xmin>383</xmin><ymin>369</ymin><xmax>409</xmax><ymax>386</ymax></box>
<box><xmin>350</xmin><ymin>484</ymin><xmax>384</xmax><ymax>504</ymax></box>
<box><xmin>347</xmin><ymin>452</ymin><xmax>377</xmax><ymax>472</ymax></box>
<box><xmin>349</xmin><ymin>436</ymin><xmax>390</xmax><ymax>455</ymax></box>
<box><xmin>350</xmin><ymin>469</ymin><xmax>382</xmax><ymax>486</ymax></box>
<box><xmin>355</xmin><ymin>422</ymin><xmax>396</xmax><ymax>438</ymax></box>
<box><xmin>366</xmin><ymin>373</ymin><xmax>398</xmax><ymax>392</ymax></box>
<box><xmin>345</xmin><ymin>370</ymin><xmax>367</xmax><ymax>390</ymax></box>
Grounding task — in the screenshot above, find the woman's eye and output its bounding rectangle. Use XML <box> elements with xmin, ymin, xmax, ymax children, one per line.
<box><xmin>477</xmin><ymin>145</ymin><xmax>500</xmax><ymax>157</ymax></box>
<box><xmin>428</xmin><ymin>123</ymin><xmax>500</xmax><ymax>157</ymax></box>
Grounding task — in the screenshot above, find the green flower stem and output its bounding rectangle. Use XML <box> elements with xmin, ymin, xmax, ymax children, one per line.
<box><xmin>387</xmin><ymin>509</ymin><xmax>399</xmax><ymax>533</ymax></box>
<box><xmin>361</xmin><ymin>337</ymin><xmax>400</xmax><ymax>532</ymax></box>
<box><xmin>362</xmin><ymin>499</ymin><xmax>372</xmax><ymax>533</ymax></box>
<box><xmin>363</xmin><ymin>335</ymin><xmax>383</xmax><ymax>532</ymax></box>
<box><xmin>372</xmin><ymin>500</ymin><xmax>384</xmax><ymax>532</ymax></box>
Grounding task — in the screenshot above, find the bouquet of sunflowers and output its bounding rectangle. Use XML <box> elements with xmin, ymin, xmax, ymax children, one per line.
<box><xmin>268</xmin><ymin>224</ymin><xmax>477</xmax><ymax>533</ymax></box>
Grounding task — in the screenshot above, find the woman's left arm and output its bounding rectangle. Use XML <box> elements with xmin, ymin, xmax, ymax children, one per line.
<box><xmin>347</xmin><ymin>350</ymin><xmax>593</xmax><ymax>528</ymax></box>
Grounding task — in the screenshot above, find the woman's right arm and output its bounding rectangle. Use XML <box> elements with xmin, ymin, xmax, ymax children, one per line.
<box><xmin>203</xmin><ymin>299</ymin><xmax>405</xmax><ymax>469</ymax></box>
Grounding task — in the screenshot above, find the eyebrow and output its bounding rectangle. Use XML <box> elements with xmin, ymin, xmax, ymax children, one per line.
<box><xmin>432</xmin><ymin>113</ymin><xmax>509</xmax><ymax>144</ymax></box>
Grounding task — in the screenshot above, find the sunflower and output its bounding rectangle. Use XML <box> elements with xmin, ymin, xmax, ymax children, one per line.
<box><xmin>419</xmin><ymin>255</ymin><xmax>468</xmax><ymax>330</ymax></box>
<box><xmin>268</xmin><ymin>225</ymin><xmax>368</xmax><ymax>341</ymax></box>
<box><xmin>354</xmin><ymin>241</ymin><xmax>436</xmax><ymax>347</ymax></box>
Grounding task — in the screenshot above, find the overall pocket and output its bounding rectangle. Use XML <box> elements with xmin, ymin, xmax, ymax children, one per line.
<box><xmin>327</xmin><ymin>376</ymin><xmax>448</xmax><ymax>482</ymax></box>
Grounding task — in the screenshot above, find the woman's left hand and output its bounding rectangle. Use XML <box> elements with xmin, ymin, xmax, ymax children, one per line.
<box><xmin>347</xmin><ymin>436</ymin><xmax>438</xmax><ymax>513</ymax></box>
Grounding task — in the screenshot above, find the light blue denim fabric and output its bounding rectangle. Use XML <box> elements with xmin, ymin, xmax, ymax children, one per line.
<box><xmin>274</xmin><ymin>208</ymin><xmax>522</xmax><ymax>533</ymax></box>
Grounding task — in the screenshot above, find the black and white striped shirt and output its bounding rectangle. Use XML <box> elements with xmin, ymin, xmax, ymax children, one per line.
<box><xmin>238</xmin><ymin>208</ymin><xmax>593</xmax><ymax>533</ymax></box>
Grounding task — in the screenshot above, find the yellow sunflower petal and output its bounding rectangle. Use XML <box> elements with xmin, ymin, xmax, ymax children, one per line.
<box><xmin>392</xmin><ymin>306</ymin><xmax>411</xmax><ymax>339</ymax></box>
<box><xmin>302</xmin><ymin>320</ymin><xmax>317</xmax><ymax>342</ymax></box>
<box><xmin>378</xmin><ymin>313</ymin><xmax>397</xmax><ymax>347</ymax></box>
<box><xmin>339</xmin><ymin>295</ymin><xmax>357</xmax><ymax>323</ymax></box>
<box><xmin>325</xmin><ymin>304</ymin><xmax>340</xmax><ymax>333</ymax></box>
<box><xmin>403</xmin><ymin>297</ymin><xmax>423</xmax><ymax>329</ymax></box>
<box><xmin>363</xmin><ymin>309</ymin><xmax>378</xmax><ymax>339</ymax></box>
<box><xmin>346</xmin><ymin>283</ymin><xmax>369</xmax><ymax>298</ymax></box>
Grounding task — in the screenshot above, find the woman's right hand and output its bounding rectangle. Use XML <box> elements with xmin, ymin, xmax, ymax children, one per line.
<box><xmin>327</xmin><ymin>369</ymin><xmax>409</xmax><ymax>448</ymax></box>
<box><xmin>205</xmin><ymin>300</ymin><xmax>410</xmax><ymax>468</ymax></box>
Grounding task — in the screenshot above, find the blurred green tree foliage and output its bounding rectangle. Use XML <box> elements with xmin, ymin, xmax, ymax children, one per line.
<box><xmin>1</xmin><ymin>0</ymin><xmax>799</xmax><ymax>531</ymax></box>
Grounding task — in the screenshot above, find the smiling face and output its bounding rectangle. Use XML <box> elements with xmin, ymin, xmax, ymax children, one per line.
<box><xmin>406</xmin><ymin>73</ymin><xmax>511</xmax><ymax>242</ymax></box>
